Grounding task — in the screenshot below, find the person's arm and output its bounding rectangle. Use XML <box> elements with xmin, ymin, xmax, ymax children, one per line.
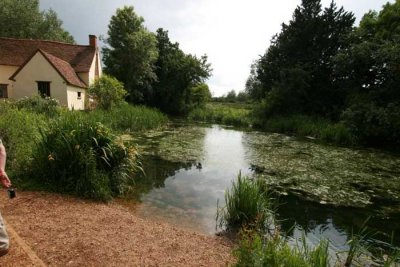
<box><xmin>0</xmin><ymin>143</ymin><xmax>11</xmax><ymax>188</ymax></box>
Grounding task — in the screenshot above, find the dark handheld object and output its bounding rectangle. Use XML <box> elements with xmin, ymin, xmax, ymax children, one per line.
<box><xmin>7</xmin><ymin>188</ymin><xmax>16</xmax><ymax>199</ymax></box>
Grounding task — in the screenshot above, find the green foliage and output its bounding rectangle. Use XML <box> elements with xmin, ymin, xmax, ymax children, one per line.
<box><xmin>256</xmin><ymin>112</ymin><xmax>356</xmax><ymax>146</ymax></box>
<box><xmin>89</xmin><ymin>75</ymin><xmax>127</xmax><ymax>110</ymax></box>
<box><xmin>103</xmin><ymin>6</ymin><xmax>158</xmax><ymax>104</ymax></box>
<box><xmin>0</xmin><ymin>102</ymin><xmax>46</xmax><ymax>178</ymax></box>
<box><xmin>0</xmin><ymin>0</ymin><xmax>74</xmax><ymax>43</ymax></box>
<box><xmin>151</xmin><ymin>28</ymin><xmax>211</xmax><ymax>115</ymax></box>
<box><xmin>30</xmin><ymin>112</ymin><xmax>139</xmax><ymax>201</ymax></box>
<box><xmin>188</xmin><ymin>102</ymin><xmax>253</xmax><ymax>127</ymax></box>
<box><xmin>235</xmin><ymin>231</ymin><xmax>331</xmax><ymax>267</ymax></box>
<box><xmin>257</xmin><ymin>0</ymin><xmax>355</xmax><ymax>117</ymax></box>
<box><xmin>86</xmin><ymin>102</ymin><xmax>168</xmax><ymax>132</ymax></box>
<box><xmin>12</xmin><ymin>95</ymin><xmax>62</xmax><ymax>117</ymax></box>
<box><xmin>341</xmin><ymin>103</ymin><xmax>400</xmax><ymax>149</ymax></box>
<box><xmin>189</xmin><ymin>83</ymin><xmax>211</xmax><ymax>108</ymax></box>
<box><xmin>218</xmin><ymin>173</ymin><xmax>271</xmax><ymax>231</ymax></box>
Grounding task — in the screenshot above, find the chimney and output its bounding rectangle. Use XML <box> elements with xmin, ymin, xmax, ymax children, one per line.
<box><xmin>89</xmin><ymin>35</ymin><xmax>97</xmax><ymax>48</ymax></box>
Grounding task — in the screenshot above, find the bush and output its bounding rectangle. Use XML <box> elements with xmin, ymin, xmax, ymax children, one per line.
<box><xmin>12</xmin><ymin>95</ymin><xmax>61</xmax><ymax>117</ymax></box>
<box><xmin>341</xmin><ymin>102</ymin><xmax>400</xmax><ymax>148</ymax></box>
<box><xmin>0</xmin><ymin>102</ymin><xmax>47</xmax><ymax>178</ymax></box>
<box><xmin>89</xmin><ymin>75</ymin><xmax>127</xmax><ymax>110</ymax></box>
<box><xmin>218</xmin><ymin>173</ymin><xmax>271</xmax><ymax>230</ymax></box>
<box><xmin>30</xmin><ymin>112</ymin><xmax>139</xmax><ymax>201</ymax></box>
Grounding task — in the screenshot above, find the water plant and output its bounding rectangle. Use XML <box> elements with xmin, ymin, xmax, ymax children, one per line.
<box><xmin>29</xmin><ymin>112</ymin><xmax>140</xmax><ymax>201</ymax></box>
<box><xmin>235</xmin><ymin>230</ymin><xmax>332</xmax><ymax>267</ymax></box>
<box><xmin>217</xmin><ymin>173</ymin><xmax>271</xmax><ymax>231</ymax></box>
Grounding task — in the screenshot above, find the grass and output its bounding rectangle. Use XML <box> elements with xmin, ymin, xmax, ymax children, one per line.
<box><xmin>85</xmin><ymin>102</ymin><xmax>168</xmax><ymax>132</ymax></box>
<box><xmin>259</xmin><ymin>114</ymin><xmax>357</xmax><ymax>146</ymax></box>
<box><xmin>29</xmin><ymin>112</ymin><xmax>140</xmax><ymax>201</ymax></box>
<box><xmin>0</xmin><ymin>97</ymin><xmax>168</xmax><ymax>200</ymax></box>
<box><xmin>188</xmin><ymin>102</ymin><xmax>253</xmax><ymax>127</ymax></box>
<box><xmin>217</xmin><ymin>173</ymin><xmax>272</xmax><ymax>231</ymax></box>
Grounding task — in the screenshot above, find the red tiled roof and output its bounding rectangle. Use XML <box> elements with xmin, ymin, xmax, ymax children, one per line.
<box><xmin>9</xmin><ymin>50</ymin><xmax>87</xmax><ymax>88</ymax></box>
<box><xmin>0</xmin><ymin>37</ymin><xmax>95</xmax><ymax>73</ymax></box>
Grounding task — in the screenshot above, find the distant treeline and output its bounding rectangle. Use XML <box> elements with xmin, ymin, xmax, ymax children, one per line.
<box><xmin>245</xmin><ymin>0</ymin><xmax>400</xmax><ymax>149</ymax></box>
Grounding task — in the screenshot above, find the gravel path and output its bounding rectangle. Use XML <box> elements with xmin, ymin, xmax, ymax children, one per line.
<box><xmin>0</xmin><ymin>191</ymin><xmax>234</xmax><ymax>266</ymax></box>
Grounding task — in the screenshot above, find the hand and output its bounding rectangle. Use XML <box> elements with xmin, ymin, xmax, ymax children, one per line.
<box><xmin>0</xmin><ymin>171</ymin><xmax>11</xmax><ymax>188</ymax></box>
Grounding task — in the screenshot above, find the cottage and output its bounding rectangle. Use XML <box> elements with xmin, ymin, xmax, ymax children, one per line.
<box><xmin>0</xmin><ymin>35</ymin><xmax>102</xmax><ymax>110</ymax></box>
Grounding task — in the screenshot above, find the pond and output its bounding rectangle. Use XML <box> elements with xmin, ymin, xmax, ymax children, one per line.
<box><xmin>124</xmin><ymin>123</ymin><xmax>400</xmax><ymax>254</ymax></box>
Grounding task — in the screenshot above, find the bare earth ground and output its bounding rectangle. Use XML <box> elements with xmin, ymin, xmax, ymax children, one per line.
<box><xmin>0</xmin><ymin>191</ymin><xmax>234</xmax><ymax>266</ymax></box>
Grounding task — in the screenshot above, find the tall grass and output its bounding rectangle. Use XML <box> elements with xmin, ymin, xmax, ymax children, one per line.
<box><xmin>188</xmin><ymin>102</ymin><xmax>253</xmax><ymax>127</ymax></box>
<box><xmin>29</xmin><ymin>112</ymin><xmax>140</xmax><ymax>201</ymax></box>
<box><xmin>217</xmin><ymin>173</ymin><xmax>271</xmax><ymax>231</ymax></box>
<box><xmin>258</xmin><ymin>115</ymin><xmax>357</xmax><ymax>146</ymax></box>
<box><xmin>235</xmin><ymin>230</ymin><xmax>332</xmax><ymax>267</ymax></box>
<box><xmin>0</xmin><ymin>102</ymin><xmax>47</xmax><ymax>178</ymax></box>
<box><xmin>86</xmin><ymin>102</ymin><xmax>168</xmax><ymax>132</ymax></box>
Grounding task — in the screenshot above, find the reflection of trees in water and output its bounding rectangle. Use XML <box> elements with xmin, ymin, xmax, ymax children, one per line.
<box><xmin>132</xmin><ymin>155</ymin><xmax>193</xmax><ymax>201</ymax></box>
<box><xmin>276</xmin><ymin>194</ymin><xmax>400</xmax><ymax>249</ymax></box>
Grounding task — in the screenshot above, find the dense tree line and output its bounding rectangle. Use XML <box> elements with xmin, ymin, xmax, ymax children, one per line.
<box><xmin>247</xmin><ymin>0</ymin><xmax>400</xmax><ymax>148</ymax></box>
<box><xmin>0</xmin><ymin>0</ymin><xmax>74</xmax><ymax>43</ymax></box>
<box><xmin>103</xmin><ymin>6</ymin><xmax>212</xmax><ymax>115</ymax></box>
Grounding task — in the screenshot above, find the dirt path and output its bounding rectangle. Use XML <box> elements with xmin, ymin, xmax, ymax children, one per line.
<box><xmin>0</xmin><ymin>191</ymin><xmax>234</xmax><ymax>266</ymax></box>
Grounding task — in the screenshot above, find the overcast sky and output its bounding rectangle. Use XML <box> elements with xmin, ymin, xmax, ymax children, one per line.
<box><xmin>40</xmin><ymin>0</ymin><xmax>392</xmax><ymax>96</ymax></box>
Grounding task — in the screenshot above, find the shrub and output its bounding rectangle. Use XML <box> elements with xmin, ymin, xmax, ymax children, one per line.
<box><xmin>89</xmin><ymin>75</ymin><xmax>127</xmax><ymax>110</ymax></box>
<box><xmin>30</xmin><ymin>112</ymin><xmax>139</xmax><ymax>201</ymax></box>
<box><xmin>341</xmin><ymin>102</ymin><xmax>400</xmax><ymax>148</ymax></box>
<box><xmin>12</xmin><ymin>95</ymin><xmax>61</xmax><ymax>117</ymax></box>
<box><xmin>0</xmin><ymin>102</ymin><xmax>47</xmax><ymax>178</ymax></box>
<box><xmin>218</xmin><ymin>173</ymin><xmax>271</xmax><ymax>230</ymax></box>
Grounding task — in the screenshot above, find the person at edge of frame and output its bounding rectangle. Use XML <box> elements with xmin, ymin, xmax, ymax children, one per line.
<box><xmin>0</xmin><ymin>138</ymin><xmax>11</xmax><ymax>257</ymax></box>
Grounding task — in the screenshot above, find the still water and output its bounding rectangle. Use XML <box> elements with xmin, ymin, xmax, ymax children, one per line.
<box><xmin>128</xmin><ymin>123</ymin><xmax>400</xmax><ymax>252</ymax></box>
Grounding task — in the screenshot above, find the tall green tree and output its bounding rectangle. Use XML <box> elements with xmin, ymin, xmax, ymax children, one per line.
<box><xmin>103</xmin><ymin>6</ymin><xmax>158</xmax><ymax>104</ymax></box>
<box><xmin>334</xmin><ymin>0</ymin><xmax>400</xmax><ymax>147</ymax></box>
<box><xmin>0</xmin><ymin>0</ymin><xmax>74</xmax><ymax>43</ymax></box>
<box><xmin>257</xmin><ymin>0</ymin><xmax>354</xmax><ymax>117</ymax></box>
<box><xmin>151</xmin><ymin>28</ymin><xmax>211</xmax><ymax>115</ymax></box>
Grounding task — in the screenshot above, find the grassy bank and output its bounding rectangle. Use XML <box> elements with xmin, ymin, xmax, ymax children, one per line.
<box><xmin>0</xmin><ymin>98</ymin><xmax>168</xmax><ymax>200</ymax></box>
<box><xmin>188</xmin><ymin>102</ymin><xmax>359</xmax><ymax>147</ymax></box>
<box><xmin>188</xmin><ymin>102</ymin><xmax>253</xmax><ymax>127</ymax></box>
<box><xmin>86</xmin><ymin>102</ymin><xmax>168</xmax><ymax>132</ymax></box>
<box><xmin>259</xmin><ymin>114</ymin><xmax>357</xmax><ymax>146</ymax></box>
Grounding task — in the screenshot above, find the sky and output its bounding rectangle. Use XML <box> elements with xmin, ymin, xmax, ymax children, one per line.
<box><xmin>40</xmin><ymin>0</ymin><xmax>392</xmax><ymax>97</ymax></box>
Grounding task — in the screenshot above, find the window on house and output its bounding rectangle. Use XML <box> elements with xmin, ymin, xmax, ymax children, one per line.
<box><xmin>0</xmin><ymin>84</ymin><xmax>8</xmax><ymax>98</ymax></box>
<box><xmin>77</xmin><ymin>92</ymin><xmax>82</xmax><ymax>100</ymax></box>
<box><xmin>37</xmin><ymin>81</ymin><xmax>50</xmax><ymax>97</ymax></box>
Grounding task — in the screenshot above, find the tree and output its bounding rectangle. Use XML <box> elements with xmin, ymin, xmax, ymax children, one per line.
<box><xmin>256</xmin><ymin>0</ymin><xmax>355</xmax><ymax>117</ymax></box>
<box><xmin>151</xmin><ymin>28</ymin><xmax>211</xmax><ymax>115</ymax></box>
<box><xmin>245</xmin><ymin>61</ymin><xmax>263</xmax><ymax>101</ymax></box>
<box><xmin>225</xmin><ymin>90</ymin><xmax>237</xmax><ymax>102</ymax></box>
<box><xmin>89</xmin><ymin>75</ymin><xmax>127</xmax><ymax>110</ymax></box>
<box><xmin>0</xmin><ymin>0</ymin><xmax>74</xmax><ymax>43</ymax></box>
<box><xmin>333</xmin><ymin>0</ymin><xmax>400</xmax><ymax>147</ymax></box>
<box><xmin>190</xmin><ymin>83</ymin><xmax>211</xmax><ymax>108</ymax></box>
<box><xmin>103</xmin><ymin>6</ymin><xmax>158</xmax><ymax>104</ymax></box>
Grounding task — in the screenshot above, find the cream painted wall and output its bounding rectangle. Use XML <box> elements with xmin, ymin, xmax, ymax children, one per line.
<box><xmin>0</xmin><ymin>65</ymin><xmax>18</xmax><ymax>98</ymax></box>
<box><xmin>77</xmin><ymin>51</ymin><xmax>102</xmax><ymax>87</ymax></box>
<box><xmin>67</xmin><ymin>86</ymin><xmax>85</xmax><ymax>110</ymax></box>
<box><xmin>12</xmin><ymin>52</ymin><xmax>68</xmax><ymax>105</ymax></box>
<box><xmin>88</xmin><ymin>50</ymin><xmax>102</xmax><ymax>85</ymax></box>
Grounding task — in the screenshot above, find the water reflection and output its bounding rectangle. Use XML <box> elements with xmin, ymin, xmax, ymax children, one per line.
<box><xmin>126</xmin><ymin>124</ymin><xmax>400</xmax><ymax>252</ymax></box>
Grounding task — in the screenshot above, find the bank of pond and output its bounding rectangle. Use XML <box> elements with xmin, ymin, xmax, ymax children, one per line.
<box><xmin>1</xmin><ymin>98</ymin><xmax>399</xmax><ymax>265</ymax></box>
